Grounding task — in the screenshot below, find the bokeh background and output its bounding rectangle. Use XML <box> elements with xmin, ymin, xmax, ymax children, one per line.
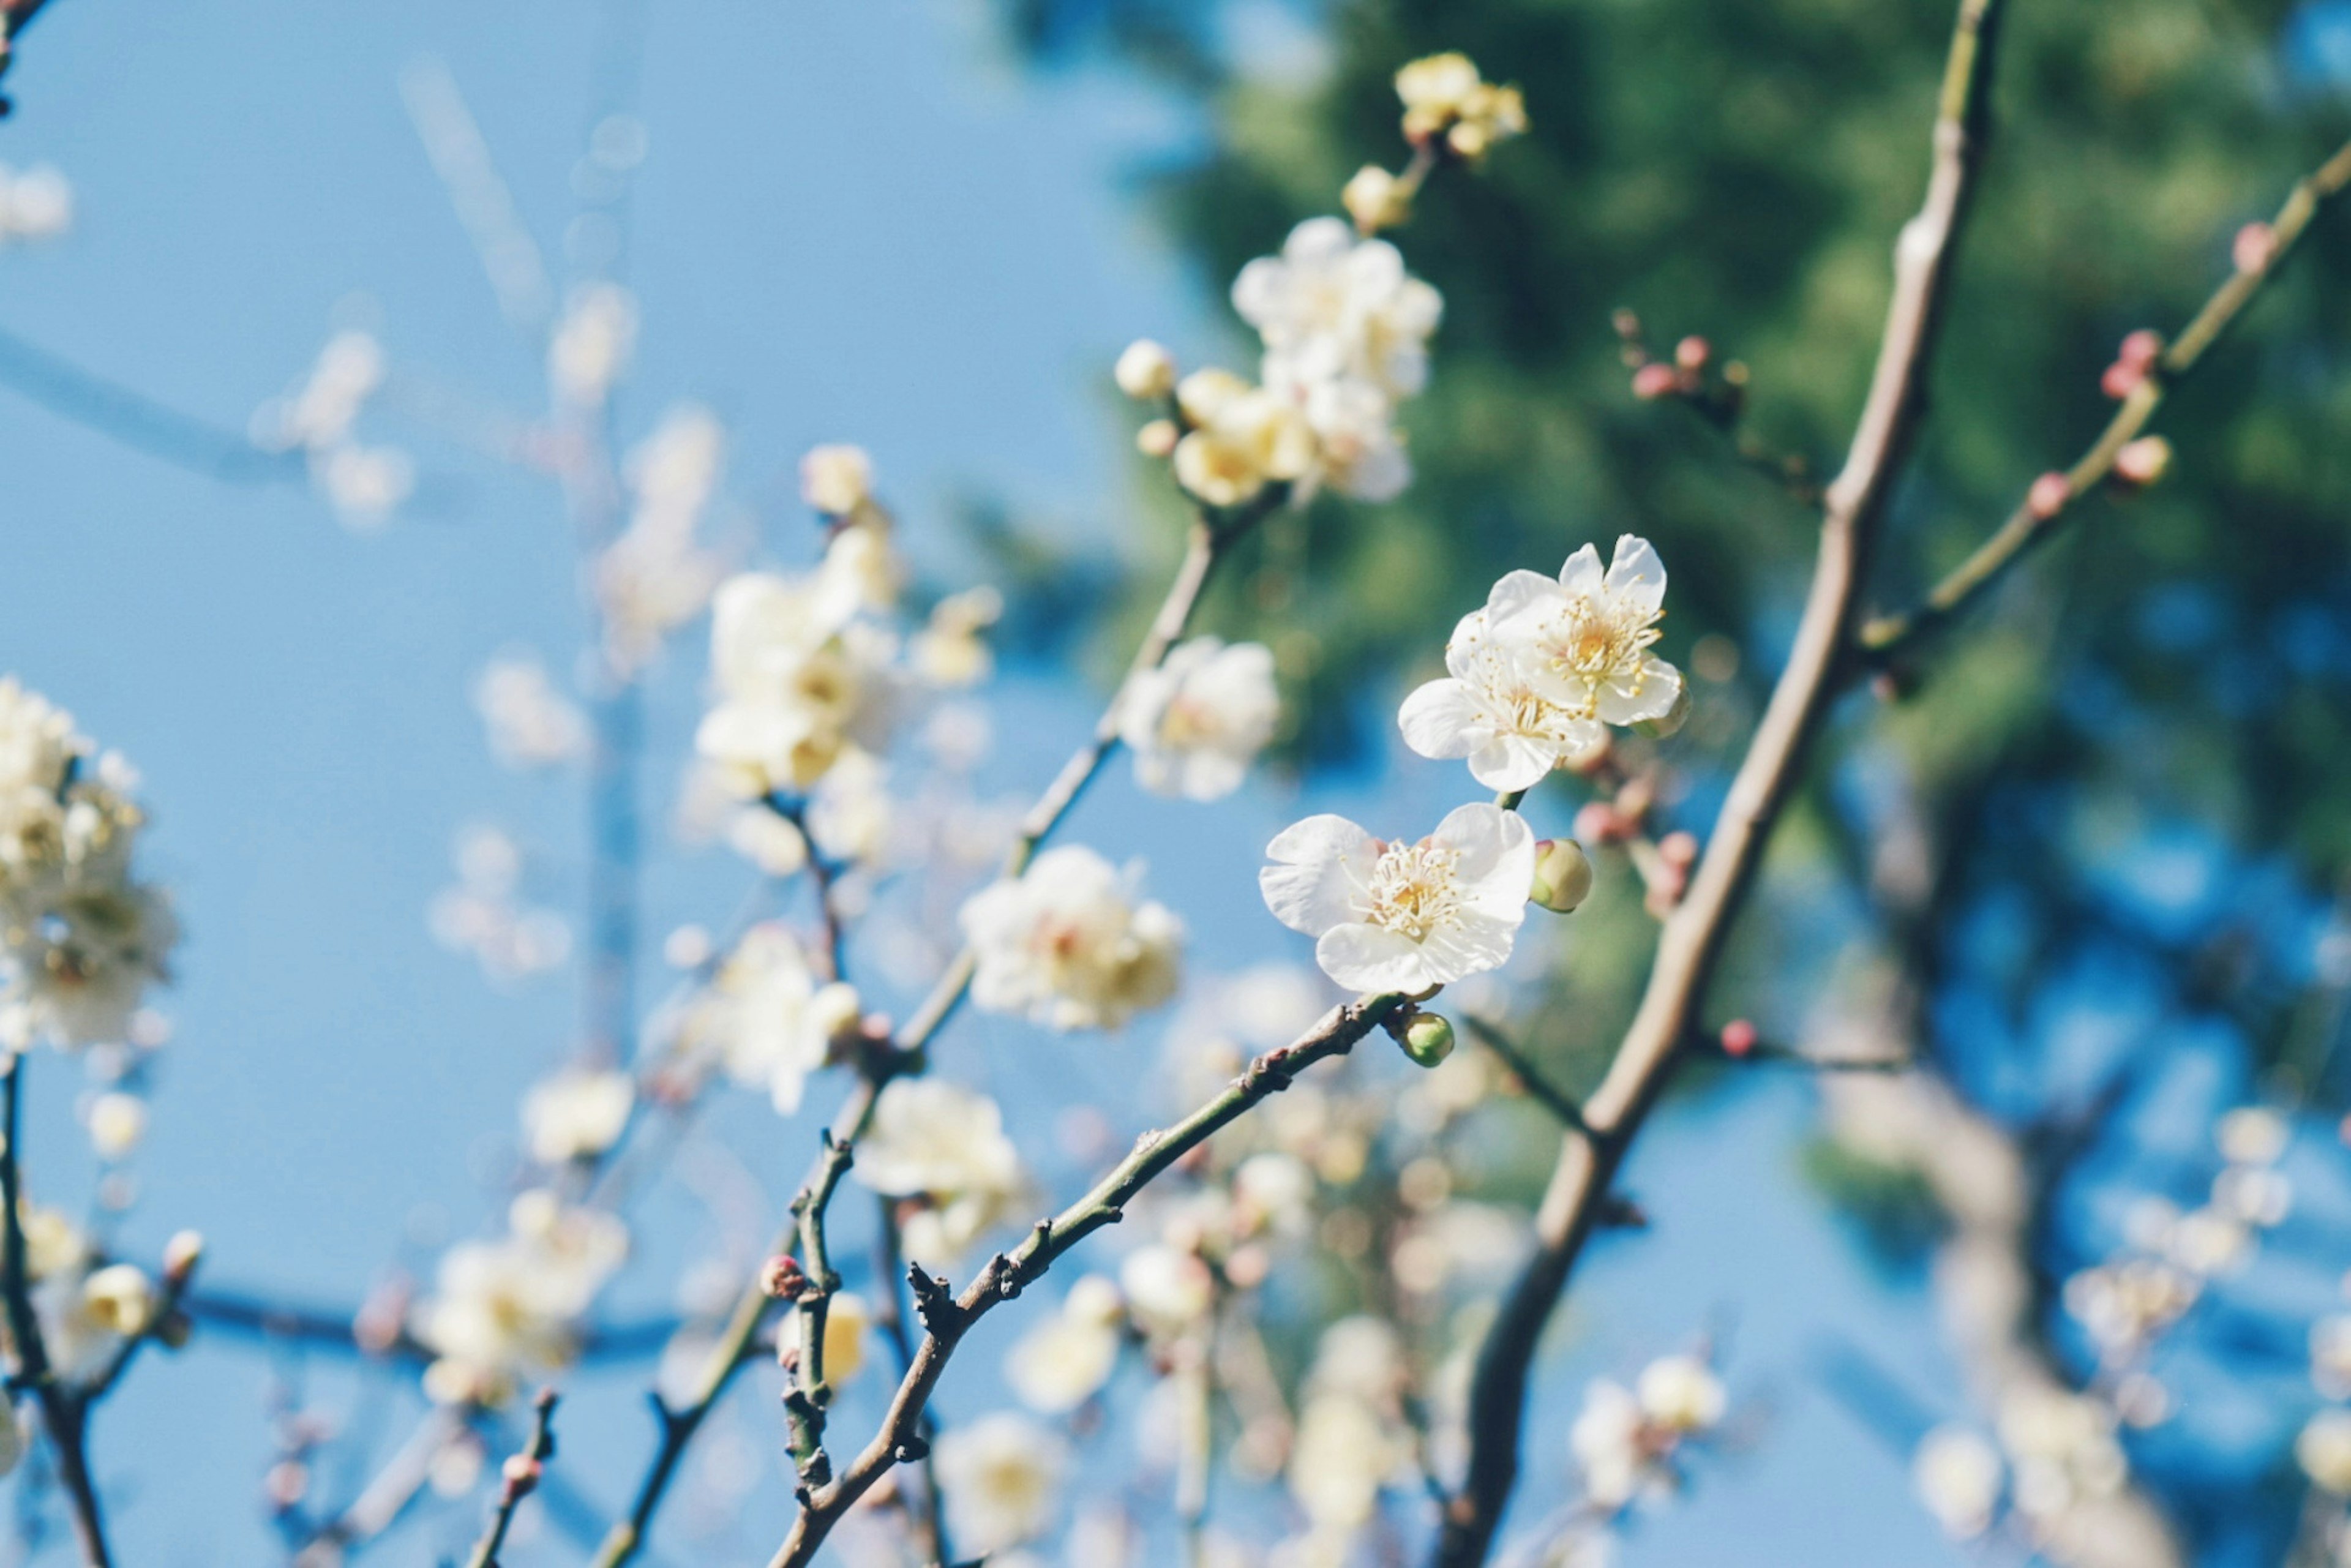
<box><xmin>1</xmin><ymin>0</ymin><xmax>2349</xmax><ymax>1564</ymax></box>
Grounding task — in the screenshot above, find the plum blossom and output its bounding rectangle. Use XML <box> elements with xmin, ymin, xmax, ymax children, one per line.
<box><xmin>1394</xmin><ymin>53</ymin><xmax>1527</xmax><ymax>159</ymax></box>
<box><xmin>1235</xmin><ymin>217</ymin><xmax>1442</xmax><ymax>403</ymax></box>
<box><xmin>1171</xmin><ymin>369</ymin><xmax>1315</xmax><ymax>509</ymax></box>
<box><xmin>1570</xmin><ymin>1353</ymin><xmax>1726</xmax><ymax>1509</ymax></box>
<box><xmin>694</xmin><ymin>566</ymin><xmax>899</xmax><ymax>797</ymax></box>
<box><xmin>1490</xmin><ymin>536</ymin><xmax>1686</xmax><ymax>737</ymax></box>
<box><xmin>683</xmin><ymin>923</ymin><xmax>860</xmax><ymax>1114</ymax></box>
<box><xmin>1912</xmin><ymin>1425</ymin><xmax>2004</xmax><ymax>1540</ymax></box>
<box><xmin>548</xmin><ymin>282</ymin><xmax>637</xmax><ymax>409</ymax></box>
<box><xmin>961</xmin><ymin>845</ymin><xmax>1183</xmax><ymax>1030</ymax></box>
<box><xmin>1007</xmin><ymin>1275</ymin><xmax>1125</xmax><ymax>1414</ymax></box>
<box><xmin>414</xmin><ymin>1190</ymin><xmax>628</xmax><ymax>1405</ymax></box>
<box><xmin>854</xmin><ymin>1078</ymin><xmax>1026</xmax><ymax>1267</ymax></box>
<box><xmin>1120</xmin><ymin>637</ymin><xmax>1280</xmax><ymax>801</ymax></box>
<box><xmin>520</xmin><ymin>1067</ymin><xmax>634</xmax><ymax>1165</ymax></box>
<box><xmin>474</xmin><ymin>653</ymin><xmax>588</xmax><ymax>768</ymax></box>
<box><xmin>0</xmin><ymin>163</ymin><xmax>72</xmax><ymax>242</ymax></box>
<box><xmin>0</xmin><ymin>680</ymin><xmax>178</xmax><ymax>1051</ymax></box>
<box><xmin>935</xmin><ymin>1411</ymin><xmax>1067</xmax><ymax>1556</ymax></box>
<box><xmin>597</xmin><ymin>405</ymin><xmax>727</xmax><ymax>672</ymax></box>
<box><xmin>1398</xmin><ymin>577</ymin><xmax>1619</xmax><ymax>790</ymax></box>
<box><xmin>1260</xmin><ymin>803</ymin><xmax>1532</xmax><ymax>994</ymax></box>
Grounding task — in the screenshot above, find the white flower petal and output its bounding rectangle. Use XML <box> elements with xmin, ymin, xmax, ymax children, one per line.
<box><xmin>1466</xmin><ymin>733</ymin><xmax>1556</xmax><ymax>792</ymax></box>
<box><xmin>1314</xmin><ymin>922</ymin><xmax>1431</xmax><ymax>994</ymax></box>
<box><xmin>1260</xmin><ymin>815</ymin><xmax>1378</xmax><ymax>936</ymax></box>
<box><xmin>1398</xmin><ymin>678</ymin><xmax>1487</xmax><ymax>761</ymax></box>
<box><xmin>1603</xmin><ymin>535</ymin><xmax>1668</xmax><ymax>616</ymax></box>
<box><xmin>1557</xmin><ymin>544</ymin><xmax>1604</xmax><ymax>597</ymax></box>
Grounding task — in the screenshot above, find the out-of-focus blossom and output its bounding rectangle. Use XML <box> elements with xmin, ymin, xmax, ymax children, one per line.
<box><xmin>85</xmin><ymin>1092</ymin><xmax>148</xmax><ymax>1161</ymax></box>
<box><xmin>549</xmin><ymin>282</ymin><xmax>637</xmax><ymax>408</ymax></box>
<box><xmin>474</xmin><ymin>653</ymin><xmax>588</xmax><ymax>768</ymax></box>
<box><xmin>1234</xmin><ymin>218</ymin><xmax>1441</xmax><ymax>403</ymax></box>
<box><xmin>681</xmin><ymin>923</ymin><xmax>859</xmax><ymax>1114</ymax></box>
<box><xmin>800</xmin><ymin>443</ymin><xmax>874</xmax><ymax>518</ymax></box>
<box><xmin>598</xmin><ymin>406</ymin><xmax>727</xmax><ymax>672</ymax></box>
<box><xmin>0</xmin><ymin>163</ymin><xmax>72</xmax><ymax>242</ymax></box>
<box><xmin>912</xmin><ymin>587</ymin><xmax>1003</xmax><ymax>689</ymax></box>
<box><xmin>934</xmin><ymin>1411</ymin><xmax>1067</xmax><ymax>1556</ymax></box>
<box><xmin>2298</xmin><ymin>1408</ymin><xmax>2351</xmax><ymax>1494</ymax></box>
<box><xmin>414</xmin><ymin>1190</ymin><xmax>627</xmax><ymax>1406</ymax></box>
<box><xmin>695</xmin><ymin>569</ymin><xmax>898</xmax><ymax>797</ymax></box>
<box><xmin>252</xmin><ymin>331</ymin><xmax>416</xmax><ymax>530</ymax></box>
<box><xmin>520</xmin><ymin>1067</ymin><xmax>634</xmax><ymax>1165</ymax></box>
<box><xmin>961</xmin><ymin>845</ymin><xmax>1183</xmax><ymax>1030</ymax></box>
<box><xmin>1119</xmin><ymin>1244</ymin><xmax>1215</xmax><ymax>1338</ymax></box>
<box><xmin>1393</xmin><ymin>53</ymin><xmax>1527</xmax><ymax>158</ymax></box>
<box><xmin>855</xmin><ymin>1078</ymin><xmax>1026</xmax><ymax>1268</ymax></box>
<box><xmin>1912</xmin><ymin>1425</ymin><xmax>2004</xmax><ymax>1540</ymax></box>
<box><xmin>1007</xmin><ymin>1275</ymin><xmax>1124</xmax><ymax>1414</ymax></box>
<box><xmin>1120</xmin><ymin>638</ymin><xmax>1280</xmax><ymax>802</ymax></box>
<box><xmin>1171</xmin><ymin>369</ymin><xmax>1315</xmax><ymax>509</ymax></box>
<box><xmin>1260</xmin><ymin>803</ymin><xmax>1532</xmax><ymax>994</ymax></box>
<box><xmin>428</xmin><ymin>825</ymin><xmax>571</xmax><ymax>981</ymax></box>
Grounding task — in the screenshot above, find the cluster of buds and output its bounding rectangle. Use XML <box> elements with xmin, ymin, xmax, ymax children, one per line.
<box><xmin>1395</xmin><ymin>53</ymin><xmax>1526</xmax><ymax>161</ymax></box>
<box><xmin>1119</xmin><ymin>350</ymin><xmax>1313</xmax><ymax>511</ymax></box>
<box><xmin>1573</xmin><ymin>771</ymin><xmax>1695</xmax><ymax>916</ymax></box>
<box><xmin>1618</xmin><ymin>314</ymin><xmax>1750</xmax><ymax>418</ymax></box>
<box><xmin>2100</xmin><ymin>329</ymin><xmax>2164</xmax><ymax>400</ymax></box>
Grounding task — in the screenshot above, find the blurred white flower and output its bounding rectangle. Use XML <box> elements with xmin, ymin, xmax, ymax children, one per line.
<box><xmin>912</xmin><ymin>586</ymin><xmax>1003</xmax><ymax>688</ymax></box>
<box><xmin>1490</xmin><ymin>536</ymin><xmax>1685</xmax><ymax>737</ymax></box>
<box><xmin>428</xmin><ymin>825</ymin><xmax>570</xmax><ymax>982</ymax></box>
<box><xmin>855</xmin><ymin>1078</ymin><xmax>1026</xmax><ymax>1267</ymax></box>
<box><xmin>1171</xmin><ymin>369</ymin><xmax>1315</xmax><ymax>509</ymax></box>
<box><xmin>2299</xmin><ymin>1408</ymin><xmax>2351</xmax><ymax>1494</ymax></box>
<box><xmin>1260</xmin><ymin>803</ymin><xmax>1532</xmax><ymax>994</ymax></box>
<box><xmin>549</xmin><ymin>282</ymin><xmax>637</xmax><ymax>408</ymax></box>
<box><xmin>683</xmin><ymin>923</ymin><xmax>859</xmax><ymax>1114</ymax></box>
<box><xmin>934</xmin><ymin>1411</ymin><xmax>1067</xmax><ymax>1556</ymax></box>
<box><xmin>520</xmin><ymin>1067</ymin><xmax>634</xmax><ymax>1165</ymax></box>
<box><xmin>1394</xmin><ymin>53</ymin><xmax>1526</xmax><ymax>159</ymax></box>
<box><xmin>1635</xmin><ymin>1354</ymin><xmax>1725</xmax><ymax>1434</ymax></box>
<box><xmin>1120</xmin><ymin>1244</ymin><xmax>1215</xmax><ymax>1338</ymax></box>
<box><xmin>598</xmin><ymin>405</ymin><xmax>727</xmax><ymax>672</ymax></box>
<box><xmin>1912</xmin><ymin>1425</ymin><xmax>2004</xmax><ymax>1540</ymax></box>
<box><xmin>696</xmin><ymin>569</ymin><xmax>898</xmax><ymax>797</ymax></box>
<box><xmin>961</xmin><ymin>845</ymin><xmax>1183</xmax><ymax>1030</ymax></box>
<box><xmin>85</xmin><ymin>1091</ymin><xmax>148</xmax><ymax>1161</ymax></box>
<box><xmin>1233</xmin><ymin>218</ymin><xmax>1441</xmax><ymax>403</ymax></box>
<box><xmin>474</xmin><ymin>653</ymin><xmax>588</xmax><ymax>768</ymax></box>
<box><xmin>1120</xmin><ymin>638</ymin><xmax>1280</xmax><ymax>801</ymax></box>
<box><xmin>0</xmin><ymin>163</ymin><xmax>72</xmax><ymax>241</ymax></box>
<box><xmin>414</xmin><ymin>1190</ymin><xmax>627</xmax><ymax>1405</ymax></box>
<box><xmin>800</xmin><ymin>443</ymin><xmax>874</xmax><ymax>517</ymax></box>
<box><xmin>1007</xmin><ymin>1275</ymin><xmax>1124</xmax><ymax>1414</ymax></box>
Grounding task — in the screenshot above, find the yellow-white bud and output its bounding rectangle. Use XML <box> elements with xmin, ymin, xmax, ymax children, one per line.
<box><xmin>1136</xmin><ymin>418</ymin><xmax>1179</xmax><ymax>459</ymax></box>
<box><xmin>1114</xmin><ymin>339</ymin><xmax>1177</xmax><ymax>401</ymax></box>
<box><xmin>83</xmin><ymin>1263</ymin><xmax>155</xmax><ymax>1336</ymax></box>
<box><xmin>1529</xmin><ymin>839</ymin><xmax>1594</xmax><ymax>914</ymax></box>
<box><xmin>1342</xmin><ymin>165</ymin><xmax>1411</xmax><ymax>234</ymax></box>
<box><xmin>799</xmin><ymin>443</ymin><xmax>874</xmax><ymax>517</ymax></box>
<box><xmin>162</xmin><ymin>1228</ymin><xmax>205</xmax><ymax>1283</ymax></box>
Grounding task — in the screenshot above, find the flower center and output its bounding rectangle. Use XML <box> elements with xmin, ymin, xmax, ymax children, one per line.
<box><xmin>1363</xmin><ymin>838</ymin><xmax>1464</xmax><ymax>942</ymax></box>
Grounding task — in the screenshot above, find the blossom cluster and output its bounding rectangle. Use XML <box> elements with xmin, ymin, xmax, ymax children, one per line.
<box><xmin>251</xmin><ymin>329</ymin><xmax>416</xmax><ymax>529</ymax></box>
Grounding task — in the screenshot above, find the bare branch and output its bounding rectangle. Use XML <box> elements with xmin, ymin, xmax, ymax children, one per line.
<box><xmin>463</xmin><ymin>1389</ymin><xmax>559</xmax><ymax>1568</ymax></box>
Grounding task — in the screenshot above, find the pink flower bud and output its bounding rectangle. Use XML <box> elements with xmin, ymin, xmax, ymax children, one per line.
<box><xmin>759</xmin><ymin>1255</ymin><xmax>808</xmax><ymax>1300</ymax></box>
<box><xmin>1631</xmin><ymin>363</ymin><xmax>1681</xmax><ymax>401</ymax></box>
<box><xmin>2101</xmin><ymin>360</ymin><xmax>2145</xmax><ymax>400</ymax></box>
<box><xmin>2027</xmin><ymin>471</ymin><xmax>2070</xmax><ymax>520</ymax></box>
<box><xmin>1720</xmin><ymin>1019</ymin><xmax>1758</xmax><ymax>1058</ymax></box>
<box><xmin>2232</xmin><ymin>221</ymin><xmax>2274</xmax><ymax>274</ymax></box>
<box><xmin>502</xmin><ymin>1454</ymin><xmax>542</xmax><ymax>1495</ymax></box>
<box><xmin>2118</xmin><ymin>329</ymin><xmax>2164</xmax><ymax>371</ymax></box>
<box><xmin>1673</xmin><ymin>336</ymin><xmax>1711</xmax><ymax>372</ymax></box>
<box><xmin>1573</xmin><ymin>801</ymin><xmax>1625</xmax><ymax>845</ymax></box>
<box><xmin>1657</xmin><ymin>830</ymin><xmax>1698</xmax><ymax>870</ymax></box>
<box><xmin>2111</xmin><ymin>434</ymin><xmax>2173</xmax><ymax>489</ymax></box>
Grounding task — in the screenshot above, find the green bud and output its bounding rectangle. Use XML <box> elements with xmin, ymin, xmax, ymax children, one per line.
<box><xmin>1400</xmin><ymin>1012</ymin><xmax>1455</xmax><ymax>1068</ymax></box>
<box><xmin>1529</xmin><ymin>839</ymin><xmax>1594</xmax><ymax>914</ymax></box>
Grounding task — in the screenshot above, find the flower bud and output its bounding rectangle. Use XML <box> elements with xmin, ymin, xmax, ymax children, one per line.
<box><xmin>1114</xmin><ymin>339</ymin><xmax>1177</xmax><ymax>402</ymax></box>
<box><xmin>1631</xmin><ymin>363</ymin><xmax>1681</xmax><ymax>401</ymax></box>
<box><xmin>2233</xmin><ymin>221</ymin><xmax>2275</xmax><ymax>274</ymax></box>
<box><xmin>1399</xmin><ymin>1012</ymin><xmax>1455</xmax><ymax>1068</ymax></box>
<box><xmin>2117</xmin><ymin>329</ymin><xmax>2164</xmax><ymax>372</ymax></box>
<box><xmin>800</xmin><ymin>444</ymin><xmax>873</xmax><ymax>517</ymax></box>
<box><xmin>2026</xmin><ymin>471</ymin><xmax>2071</xmax><ymax>521</ymax></box>
<box><xmin>1342</xmin><ymin>165</ymin><xmax>1411</xmax><ymax>234</ymax></box>
<box><xmin>1529</xmin><ymin>839</ymin><xmax>1593</xmax><ymax>913</ymax></box>
<box><xmin>161</xmin><ymin>1228</ymin><xmax>204</xmax><ymax>1284</ymax></box>
<box><xmin>1632</xmin><ymin>681</ymin><xmax>1693</xmax><ymax>739</ymax></box>
<box><xmin>2111</xmin><ymin>433</ymin><xmax>2173</xmax><ymax>489</ymax></box>
<box><xmin>1136</xmin><ymin>418</ymin><xmax>1179</xmax><ymax>459</ymax></box>
<box><xmin>1673</xmin><ymin>336</ymin><xmax>1711</xmax><ymax>372</ymax></box>
<box><xmin>501</xmin><ymin>1454</ymin><xmax>542</xmax><ymax>1497</ymax></box>
<box><xmin>759</xmin><ymin>1253</ymin><xmax>808</xmax><ymax>1300</ymax></box>
<box><xmin>1720</xmin><ymin>1019</ymin><xmax>1758</xmax><ymax>1058</ymax></box>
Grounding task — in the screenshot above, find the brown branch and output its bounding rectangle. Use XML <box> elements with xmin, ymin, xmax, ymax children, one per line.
<box><xmin>763</xmin><ymin>991</ymin><xmax>1408</xmax><ymax>1568</ymax></box>
<box><xmin>1434</xmin><ymin>5</ymin><xmax>2008</xmax><ymax>1562</ymax></box>
<box><xmin>2</xmin><ymin>1054</ymin><xmax>111</xmax><ymax>1568</ymax></box>
<box><xmin>464</xmin><ymin>1389</ymin><xmax>559</xmax><ymax>1568</ymax></box>
<box><xmin>1859</xmin><ymin>135</ymin><xmax>2351</xmax><ymax>666</ymax></box>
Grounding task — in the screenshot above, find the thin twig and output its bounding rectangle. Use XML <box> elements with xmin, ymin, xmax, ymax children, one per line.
<box><xmin>2</xmin><ymin>1054</ymin><xmax>111</xmax><ymax>1568</ymax></box>
<box><xmin>464</xmin><ymin>1389</ymin><xmax>559</xmax><ymax>1568</ymax></box>
<box><xmin>1859</xmin><ymin>135</ymin><xmax>2351</xmax><ymax>665</ymax></box>
<box><xmin>1436</xmin><ymin>6</ymin><xmax>2008</xmax><ymax>1562</ymax></box>
<box><xmin>1460</xmin><ymin>1017</ymin><xmax>1592</xmax><ymax>1135</ymax></box>
<box><xmin>765</xmin><ymin>991</ymin><xmax>1408</xmax><ymax>1568</ymax></box>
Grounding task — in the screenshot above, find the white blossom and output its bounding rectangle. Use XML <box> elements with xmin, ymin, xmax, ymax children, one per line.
<box><xmin>935</xmin><ymin>1411</ymin><xmax>1067</xmax><ymax>1556</ymax></box>
<box><xmin>0</xmin><ymin>163</ymin><xmax>72</xmax><ymax>242</ymax></box>
<box><xmin>1912</xmin><ymin>1425</ymin><xmax>2004</xmax><ymax>1540</ymax></box>
<box><xmin>85</xmin><ymin>1092</ymin><xmax>148</xmax><ymax>1161</ymax></box>
<box><xmin>853</xmin><ymin>1078</ymin><xmax>1026</xmax><ymax>1267</ymax></box>
<box><xmin>2300</xmin><ymin>1408</ymin><xmax>2351</xmax><ymax>1494</ymax></box>
<box><xmin>474</xmin><ymin>654</ymin><xmax>588</xmax><ymax>768</ymax></box>
<box><xmin>1395</xmin><ymin>53</ymin><xmax>1527</xmax><ymax>159</ymax></box>
<box><xmin>1260</xmin><ymin>803</ymin><xmax>1532</xmax><ymax>994</ymax></box>
<box><xmin>683</xmin><ymin>923</ymin><xmax>859</xmax><ymax>1114</ymax></box>
<box><xmin>414</xmin><ymin>1190</ymin><xmax>626</xmax><ymax>1405</ymax></box>
<box><xmin>800</xmin><ymin>443</ymin><xmax>874</xmax><ymax>517</ymax></box>
<box><xmin>520</xmin><ymin>1067</ymin><xmax>634</xmax><ymax>1164</ymax></box>
<box><xmin>696</xmin><ymin>569</ymin><xmax>898</xmax><ymax>797</ymax></box>
<box><xmin>1484</xmin><ymin>536</ymin><xmax>1685</xmax><ymax>740</ymax></box>
<box><xmin>1635</xmin><ymin>1354</ymin><xmax>1725</xmax><ymax>1433</ymax></box>
<box><xmin>1120</xmin><ymin>638</ymin><xmax>1280</xmax><ymax>801</ymax></box>
<box><xmin>961</xmin><ymin>845</ymin><xmax>1183</xmax><ymax>1030</ymax></box>
<box><xmin>1172</xmin><ymin>369</ymin><xmax>1316</xmax><ymax>509</ymax></box>
<box><xmin>1234</xmin><ymin>218</ymin><xmax>1441</xmax><ymax>403</ymax></box>
<box><xmin>428</xmin><ymin>825</ymin><xmax>569</xmax><ymax>981</ymax></box>
<box><xmin>1120</xmin><ymin>1244</ymin><xmax>1215</xmax><ymax>1337</ymax></box>
<box><xmin>1007</xmin><ymin>1275</ymin><xmax>1124</xmax><ymax>1414</ymax></box>
<box><xmin>598</xmin><ymin>406</ymin><xmax>727</xmax><ymax>671</ymax></box>
<box><xmin>549</xmin><ymin>282</ymin><xmax>637</xmax><ymax>408</ymax></box>
<box><xmin>1400</xmin><ymin>580</ymin><xmax>1615</xmax><ymax>790</ymax></box>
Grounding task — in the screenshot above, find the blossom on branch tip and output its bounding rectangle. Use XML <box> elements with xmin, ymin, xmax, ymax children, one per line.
<box><xmin>1398</xmin><ymin>580</ymin><xmax>1615</xmax><ymax>790</ymax></box>
<box><xmin>681</xmin><ymin>923</ymin><xmax>860</xmax><ymax>1114</ymax></box>
<box><xmin>1119</xmin><ymin>637</ymin><xmax>1280</xmax><ymax>801</ymax></box>
<box><xmin>1234</xmin><ymin>219</ymin><xmax>1442</xmax><ymax>404</ymax></box>
<box><xmin>961</xmin><ymin>845</ymin><xmax>1183</xmax><ymax>1030</ymax></box>
<box><xmin>1172</xmin><ymin>369</ymin><xmax>1314</xmax><ymax>508</ymax></box>
<box><xmin>1114</xmin><ymin>339</ymin><xmax>1176</xmax><ymax>401</ymax></box>
<box><xmin>520</xmin><ymin>1067</ymin><xmax>634</xmax><ymax>1165</ymax></box>
<box><xmin>1342</xmin><ymin>165</ymin><xmax>1411</xmax><ymax>234</ymax></box>
<box><xmin>695</xmin><ymin>568</ymin><xmax>898</xmax><ymax>797</ymax></box>
<box><xmin>1912</xmin><ymin>1425</ymin><xmax>2003</xmax><ymax>1539</ymax></box>
<box><xmin>1259</xmin><ymin>803</ymin><xmax>1534</xmax><ymax>994</ymax></box>
<box><xmin>1394</xmin><ymin>53</ymin><xmax>1526</xmax><ymax>159</ymax></box>
<box><xmin>800</xmin><ymin>443</ymin><xmax>874</xmax><ymax>518</ymax></box>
